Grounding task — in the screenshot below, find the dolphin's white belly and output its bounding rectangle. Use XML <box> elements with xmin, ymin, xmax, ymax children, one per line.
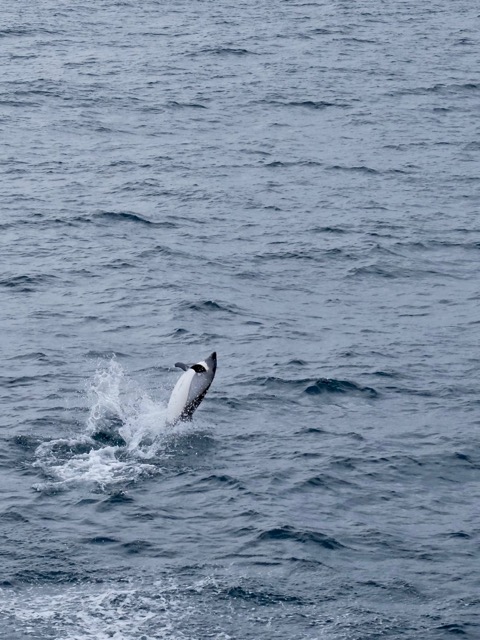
<box><xmin>166</xmin><ymin>368</ymin><xmax>195</xmax><ymax>425</ymax></box>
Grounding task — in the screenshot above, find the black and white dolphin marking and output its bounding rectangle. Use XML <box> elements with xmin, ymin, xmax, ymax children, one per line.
<box><xmin>166</xmin><ymin>351</ymin><xmax>217</xmax><ymax>426</ymax></box>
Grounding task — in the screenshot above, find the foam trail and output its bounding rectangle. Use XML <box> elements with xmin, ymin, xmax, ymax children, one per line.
<box><xmin>46</xmin><ymin>447</ymin><xmax>129</xmax><ymax>487</ymax></box>
<box><xmin>0</xmin><ymin>580</ymin><xmax>191</xmax><ymax>640</ymax></box>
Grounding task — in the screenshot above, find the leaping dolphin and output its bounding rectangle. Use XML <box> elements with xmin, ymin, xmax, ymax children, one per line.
<box><xmin>166</xmin><ymin>351</ymin><xmax>217</xmax><ymax>426</ymax></box>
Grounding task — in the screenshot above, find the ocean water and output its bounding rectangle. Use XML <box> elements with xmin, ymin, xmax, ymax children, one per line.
<box><xmin>1</xmin><ymin>0</ymin><xmax>480</xmax><ymax>638</ymax></box>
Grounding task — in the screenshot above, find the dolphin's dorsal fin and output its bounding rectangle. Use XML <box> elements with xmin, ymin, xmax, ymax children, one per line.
<box><xmin>175</xmin><ymin>362</ymin><xmax>189</xmax><ymax>371</ymax></box>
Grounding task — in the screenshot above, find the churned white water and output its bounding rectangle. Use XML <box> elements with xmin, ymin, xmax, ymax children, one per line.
<box><xmin>32</xmin><ymin>359</ymin><xmax>177</xmax><ymax>491</ymax></box>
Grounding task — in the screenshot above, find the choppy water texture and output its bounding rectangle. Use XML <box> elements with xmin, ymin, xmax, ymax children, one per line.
<box><xmin>1</xmin><ymin>0</ymin><xmax>480</xmax><ymax>638</ymax></box>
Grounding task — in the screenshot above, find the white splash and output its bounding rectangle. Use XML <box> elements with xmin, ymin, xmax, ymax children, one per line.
<box><xmin>86</xmin><ymin>356</ymin><xmax>127</xmax><ymax>434</ymax></box>
<box><xmin>86</xmin><ymin>357</ymin><xmax>169</xmax><ymax>453</ymax></box>
<box><xmin>0</xmin><ymin>581</ymin><xmax>191</xmax><ymax>640</ymax></box>
<box><xmin>33</xmin><ymin>358</ymin><xmax>177</xmax><ymax>492</ymax></box>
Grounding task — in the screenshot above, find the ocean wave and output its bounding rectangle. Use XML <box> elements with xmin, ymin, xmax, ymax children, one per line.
<box><xmin>248</xmin><ymin>375</ymin><xmax>378</xmax><ymax>398</ymax></box>
<box><xmin>294</xmin><ymin>473</ymin><xmax>358</xmax><ymax>491</ymax></box>
<box><xmin>95</xmin><ymin>210</ymin><xmax>176</xmax><ymax>227</ymax></box>
<box><xmin>178</xmin><ymin>300</ymin><xmax>240</xmax><ymax>315</ymax></box>
<box><xmin>166</xmin><ymin>101</ymin><xmax>208</xmax><ymax>109</ymax></box>
<box><xmin>348</xmin><ymin>263</ymin><xmax>461</xmax><ymax>280</ymax></box>
<box><xmin>0</xmin><ymin>274</ymin><xmax>57</xmax><ymax>291</ymax></box>
<box><xmin>195</xmin><ymin>47</ymin><xmax>255</xmax><ymax>56</ymax></box>
<box><xmin>266</xmin><ymin>99</ymin><xmax>348</xmax><ymax>109</ymax></box>
<box><xmin>257</xmin><ymin>525</ymin><xmax>345</xmax><ymax>550</ymax></box>
<box><xmin>304</xmin><ymin>378</ymin><xmax>378</xmax><ymax>397</ymax></box>
<box><xmin>222</xmin><ymin>584</ymin><xmax>305</xmax><ymax>606</ymax></box>
<box><xmin>390</xmin><ymin>82</ymin><xmax>480</xmax><ymax>96</ymax></box>
<box><xmin>0</xmin><ymin>374</ymin><xmax>55</xmax><ymax>388</ymax></box>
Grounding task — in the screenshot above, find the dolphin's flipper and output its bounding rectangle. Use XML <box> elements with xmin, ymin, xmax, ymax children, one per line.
<box><xmin>175</xmin><ymin>362</ymin><xmax>189</xmax><ymax>371</ymax></box>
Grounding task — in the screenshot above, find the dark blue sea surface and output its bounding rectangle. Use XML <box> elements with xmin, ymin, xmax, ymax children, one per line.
<box><xmin>1</xmin><ymin>0</ymin><xmax>480</xmax><ymax>638</ymax></box>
